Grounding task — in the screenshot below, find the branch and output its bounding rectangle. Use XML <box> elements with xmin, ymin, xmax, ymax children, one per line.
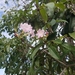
<box><xmin>59</xmin><ymin>68</ymin><xmax>66</xmax><ymax>75</ymax></box>
<box><xmin>21</xmin><ymin>0</ymin><xmax>26</xmax><ymax>5</ymax></box>
<box><xmin>43</xmin><ymin>50</ymin><xmax>67</xmax><ymax>67</ymax></box>
<box><xmin>67</xmin><ymin>63</ymin><xmax>75</xmax><ymax>67</ymax></box>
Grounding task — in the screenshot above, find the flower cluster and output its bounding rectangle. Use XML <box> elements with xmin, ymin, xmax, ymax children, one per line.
<box><xmin>20</xmin><ymin>23</ymin><xmax>35</xmax><ymax>37</ymax></box>
<box><xmin>20</xmin><ymin>23</ymin><xmax>48</xmax><ymax>38</ymax></box>
<box><xmin>36</xmin><ymin>29</ymin><xmax>46</xmax><ymax>38</ymax></box>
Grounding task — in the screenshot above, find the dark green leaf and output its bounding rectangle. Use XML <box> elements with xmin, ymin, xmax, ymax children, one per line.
<box><xmin>30</xmin><ymin>43</ymin><xmax>42</xmax><ymax>59</ymax></box>
<box><xmin>47</xmin><ymin>32</ymin><xmax>57</xmax><ymax>40</ymax></box>
<box><xmin>60</xmin><ymin>0</ymin><xmax>66</xmax><ymax>3</ymax></box>
<box><xmin>40</xmin><ymin>5</ymin><xmax>48</xmax><ymax>22</ymax></box>
<box><xmin>48</xmin><ymin>45</ymin><xmax>60</xmax><ymax>60</ymax></box>
<box><xmin>62</xmin><ymin>43</ymin><xmax>75</xmax><ymax>51</ymax></box>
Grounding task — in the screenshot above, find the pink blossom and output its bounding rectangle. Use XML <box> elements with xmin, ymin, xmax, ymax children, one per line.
<box><xmin>20</xmin><ymin>23</ymin><xmax>35</xmax><ymax>37</ymax></box>
<box><xmin>20</xmin><ymin>23</ymin><xmax>48</xmax><ymax>38</ymax></box>
<box><xmin>20</xmin><ymin>23</ymin><xmax>32</xmax><ymax>33</ymax></box>
<box><xmin>30</xmin><ymin>29</ymin><xmax>35</xmax><ymax>37</ymax></box>
<box><xmin>36</xmin><ymin>29</ymin><xmax>45</xmax><ymax>38</ymax></box>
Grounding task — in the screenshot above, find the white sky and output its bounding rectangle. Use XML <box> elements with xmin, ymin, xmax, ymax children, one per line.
<box><xmin>0</xmin><ymin>0</ymin><xmax>14</xmax><ymax>11</ymax></box>
<box><xmin>0</xmin><ymin>69</ymin><xmax>5</xmax><ymax>75</ymax></box>
<box><xmin>0</xmin><ymin>0</ymin><xmax>30</xmax><ymax>11</ymax></box>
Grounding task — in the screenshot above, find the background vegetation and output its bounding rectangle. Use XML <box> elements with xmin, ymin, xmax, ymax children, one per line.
<box><xmin>0</xmin><ymin>0</ymin><xmax>75</xmax><ymax>75</ymax></box>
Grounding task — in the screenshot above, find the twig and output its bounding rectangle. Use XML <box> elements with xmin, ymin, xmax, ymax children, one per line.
<box><xmin>43</xmin><ymin>50</ymin><xmax>67</xmax><ymax>67</ymax></box>
<box><xmin>21</xmin><ymin>0</ymin><xmax>26</xmax><ymax>5</ymax></box>
<box><xmin>59</xmin><ymin>68</ymin><xmax>66</xmax><ymax>75</ymax></box>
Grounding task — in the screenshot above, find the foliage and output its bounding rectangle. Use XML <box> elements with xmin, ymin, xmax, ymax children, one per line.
<box><xmin>0</xmin><ymin>0</ymin><xmax>75</xmax><ymax>75</ymax></box>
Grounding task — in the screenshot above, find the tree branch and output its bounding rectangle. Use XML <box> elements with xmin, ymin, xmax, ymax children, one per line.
<box><xmin>59</xmin><ymin>68</ymin><xmax>66</xmax><ymax>75</ymax></box>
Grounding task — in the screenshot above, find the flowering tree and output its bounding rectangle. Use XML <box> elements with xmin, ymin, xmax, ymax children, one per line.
<box><xmin>0</xmin><ymin>0</ymin><xmax>75</xmax><ymax>75</ymax></box>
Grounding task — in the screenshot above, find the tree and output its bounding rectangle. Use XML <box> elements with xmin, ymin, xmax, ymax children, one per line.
<box><xmin>0</xmin><ymin>0</ymin><xmax>75</xmax><ymax>75</ymax></box>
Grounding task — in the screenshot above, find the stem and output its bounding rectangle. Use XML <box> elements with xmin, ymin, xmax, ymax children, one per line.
<box><xmin>59</xmin><ymin>68</ymin><xmax>66</xmax><ymax>75</ymax></box>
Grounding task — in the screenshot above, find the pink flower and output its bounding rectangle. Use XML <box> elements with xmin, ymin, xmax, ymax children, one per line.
<box><xmin>36</xmin><ymin>29</ymin><xmax>45</xmax><ymax>38</ymax></box>
<box><xmin>30</xmin><ymin>29</ymin><xmax>35</xmax><ymax>37</ymax></box>
<box><xmin>20</xmin><ymin>23</ymin><xmax>32</xmax><ymax>33</ymax></box>
<box><xmin>20</xmin><ymin>23</ymin><xmax>48</xmax><ymax>38</ymax></box>
<box><xmin>20</xmin><ymin>23</ymin><xmax>35</xmax><ymax>37</ymax></box>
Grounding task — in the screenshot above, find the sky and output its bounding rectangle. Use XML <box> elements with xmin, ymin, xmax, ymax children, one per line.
<box><xmin>0</xmin><ymin>69</ymin><xmax>5</xmax><ymax>75</ymax></box>
<box><xmin>0</xmin><ymin>0</ymin><xmax>13</xmax><ymax>38</ymax></box>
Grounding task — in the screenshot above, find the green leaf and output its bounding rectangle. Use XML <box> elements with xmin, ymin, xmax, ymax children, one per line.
<box><xmin>56</xmin><ymin>19</ymin><xmax>68</xmax><ymax>23</ymax></box>
<box><xmin>28</xmin><ymin>66</ymin><xmax>36</xmax><ymax>75</ymax></box>
<box><xmin>35</xmin><ymin>60</ymin><xmax>39</xmax><ymax>67</ymax></box>
<box><xmin>55</xmin><ymin>2</ymin><xmax>65</xmax><ymax>11</ymax></box>
<box><xmin>0</xmin><ymin>52</ymin><xmax>4</xmax><ymax>57</ymax></box>
<box><xmin>50</xmin><ymin>19</ymin><xmax>56</xmax><ymax>26</ymax></box>
<box><xmin>52</xmin><ymin>39</ymin><xmax>62</xmax><ymax>44</ymax></box>
<box><xmin>40</xmin><ymin>5</ymin><xmax>48</xmax><ymax>23</ymax></box>
<box><xmin>62</xmin><ymin>43</ymin><xmax>75</xmax><ymax>51</ymax></box>
<box><xmin>69</xmin><ymin>32</ymin><xmax>75</xmax><ymax>39</ymax></box>
<box><xmin>47</xmin><ymin>32</ymin><xmax>56</xmax><ymax>40</ymax></box>
<box><xmin>60</xmin><ymin>0</ymin><xmax>66</xmax><ymax>3</ymax></box>
<box><xmin>48</xmin><ymin>45</ymin><xmax>60</xmax><ymax>60</ymax></box>
<box><xmin>6</xmin><ymin>45</ymin><xmax>10</xmax><ymax>53</ymax></box>
<box><xmin>30</xmin><ymin>43</ymin><xmax>42</xmax><ymax>59</ymax></box>
<box><xmin>71</xmin><ymin>17</ymin><xmax>75</xmax><ymax>28</ymax></box>
<box><xmin>35</xmin><ymin>0</ymin><xmax>38</xmax><ymax>4</ymax></box>
<box><xmin>45</xmin><ymin>2</ymin><xmax>55</xmax><ymax>17</ymax></box>
<box><xmin>50</xmin><ymin>0</ymin><xmax>56</xmax><ymax>2</ymax></box>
